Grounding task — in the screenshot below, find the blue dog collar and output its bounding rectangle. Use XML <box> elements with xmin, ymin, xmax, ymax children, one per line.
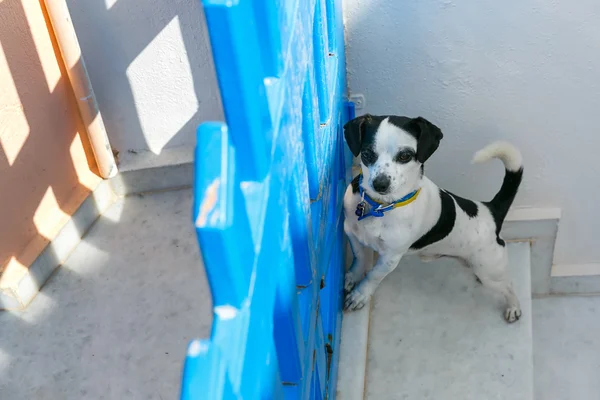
<box><xmin>355</xmin><ymin>174</ymin><xmax>420</xmax><ymax>221</ymax></box>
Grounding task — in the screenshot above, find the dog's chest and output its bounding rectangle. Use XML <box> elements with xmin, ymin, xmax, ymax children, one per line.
<box><xmin>346</xmin><ymin>208</ymin><xmax>416</xmax><ymax>253</ymax></box>
<box><xmin>351</xmin><ymin>218</ymin><xmax>385</xmax><ymax>250</ymax></box>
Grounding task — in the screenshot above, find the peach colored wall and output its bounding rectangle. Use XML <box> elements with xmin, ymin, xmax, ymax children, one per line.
<box><xmin>0</xmin><ymin>0</ymin><xmax>100</xmax><ymax>280</ymax></box>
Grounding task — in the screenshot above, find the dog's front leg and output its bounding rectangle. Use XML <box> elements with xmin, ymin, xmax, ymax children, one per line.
<box><xmin>344</xmin><ymin>251</ymin><xmax>404</xmax><ymax>311</ymax></box>
<box><xmin>344</xmin><ymin>232</ymin><xmax>372</xmax><ymax>294</ymax></box>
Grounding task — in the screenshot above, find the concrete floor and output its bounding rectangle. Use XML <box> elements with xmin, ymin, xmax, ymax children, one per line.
<box><xmin>0</xmin><ymin>189</ymin><xmax>212</xmax><ymax>400</ymax></box>
<box><xmin>533</xmin><ymin>295</ymin><xmax>600</xmax><ymax>400</ymax></box>
<box><xmin>1</xmin><ymin>188</ymin><xmax>600</xmax><ymax>400</ymax></box>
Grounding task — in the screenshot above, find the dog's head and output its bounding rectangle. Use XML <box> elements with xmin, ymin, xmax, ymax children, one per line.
<box><xmin>344</xmin><ymin>114</ymin><xmax>443</xmax><ymax>200</ymax></box>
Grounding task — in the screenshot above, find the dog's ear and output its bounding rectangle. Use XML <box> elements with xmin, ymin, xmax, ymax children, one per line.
<box><xmin>406</xmin><ymin>117</ymin><xmax>443</xmax><ymax>163</ymax></box>
<box><xmin>343</xmin><ymin>114</ymin><xmax>371</xmax><ymax>157</ymax></box>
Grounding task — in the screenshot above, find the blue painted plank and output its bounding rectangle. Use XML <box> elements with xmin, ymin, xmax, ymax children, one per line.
<box><xmin>201</xmin><ymin>0</ymin><xmax>272</xmax><ymax>181</ymax></box>
<box><xmin>193</xmin><ymin>123</ymin><xmax>253</xmax><ymax>308</ymax></box>
<box><xmin>181</xmin><ymin>0</ymin><xmax>350</xmax><ymax>398</ymax></box>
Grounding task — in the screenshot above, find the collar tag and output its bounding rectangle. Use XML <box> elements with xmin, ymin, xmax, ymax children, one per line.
<box><xmin>355</xmin><ymin>201</ymin><xmax>366</xmax><ymax>218</ymax></box>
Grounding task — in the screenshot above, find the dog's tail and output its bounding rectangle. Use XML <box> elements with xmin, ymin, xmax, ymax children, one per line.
<box><xmin>472</xmin><ymin>141</ymin><xmax>524</xmax><ymax>227</ymax></box>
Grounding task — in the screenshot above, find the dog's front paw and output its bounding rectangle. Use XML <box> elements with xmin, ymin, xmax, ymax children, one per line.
<box><xmin>344</xmin><ymin>286</ymin><xmax>370</xmax><ymax>311</ymax></box>
<box><xmin>504</xmin><ymin>306</ymin><xmax>522</xmax><ymax>323</ymax></box>
<box><xmin>344</xmin><ymin>272</ymin><xmax>359</xmax><ymax>295</ymax></box>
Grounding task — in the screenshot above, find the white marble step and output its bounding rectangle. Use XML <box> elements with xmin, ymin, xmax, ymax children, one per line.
<box><xmin>337</xmin><ymin>242</ymin><xmax>533</xmax><ymax>400</ymax></box>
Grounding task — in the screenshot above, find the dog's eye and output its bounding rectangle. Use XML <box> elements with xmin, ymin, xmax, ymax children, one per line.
<box><xmin>361</xmin><ymin>148</ymin><xmax>377</xmax><ymax>165</ymax></box>
<box><xmin>394</xmin><ymin>151</ymin><xmax>413</xmax><ymax>163</ymax></box>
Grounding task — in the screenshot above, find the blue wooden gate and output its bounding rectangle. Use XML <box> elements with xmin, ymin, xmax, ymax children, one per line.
<box><xmin>180</xmin><ymin>0</ymin><xmax>352</xmax><ymax>398</ymax></box>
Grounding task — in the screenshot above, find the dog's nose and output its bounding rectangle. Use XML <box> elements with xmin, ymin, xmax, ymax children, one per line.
<box><xmin>372</xmin><ymin>175</ymin><xmax>390</xmax><ymax>193</ymax></box>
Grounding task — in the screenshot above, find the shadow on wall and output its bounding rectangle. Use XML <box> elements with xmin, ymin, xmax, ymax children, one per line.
<box><xmin>0</xmin><ymin>0</ymin><xmax>99</xmax><ymax>281</ymax></box>
<box><xmin>66</xmin><ymin>0</ymin><xmax>224</xmax><ymax>154</ymax></box>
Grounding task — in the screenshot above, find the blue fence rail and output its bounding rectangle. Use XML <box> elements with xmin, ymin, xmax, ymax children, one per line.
<box><xmin>180</xmin><ymin>0</ymin><xmax>351</xmax><ymax>398</ymax></box>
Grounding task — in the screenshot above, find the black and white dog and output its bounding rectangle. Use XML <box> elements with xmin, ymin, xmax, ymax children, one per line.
<box><xmin>342</xmin><ymin>114</ymin><xmax>524</xmax><ymax>322</ymax></box>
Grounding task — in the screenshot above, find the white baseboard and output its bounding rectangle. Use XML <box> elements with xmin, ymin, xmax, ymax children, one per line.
<box><xmin>1</xmin><ymin>149</ymin><xmax>195</xmax><ymax>311</ymax></box>
<box><xmin>552</xmin><ymin>263</ymin><xmax>600</xmax><ymax>277</ymax></box>
<box><xmin>547</xmin><ymin>263</ymin><xmax>600</xmax><ymax>295</ymax></box>
<box><xmin>0</xmin><ymin>180</ymin><xmax>116</xmax><ymax>310</ymax></box>
<box><xmin>110</xmin><ymin>145</ymin><xmax>194</xmax><ymax>196</ymax></box>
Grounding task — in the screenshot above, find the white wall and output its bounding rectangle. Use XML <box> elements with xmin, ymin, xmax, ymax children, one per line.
<box><xmin>67</xmin><ymin>0</ymin><xmax>223</xmax><ymax>154</ymax></box>
<box><xmin>344</xmin><ymin>0</ymin><xmax>600</xmax><ymax>265</ymax></box>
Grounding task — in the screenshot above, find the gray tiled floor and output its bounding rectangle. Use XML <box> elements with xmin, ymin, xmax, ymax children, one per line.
<box><xmin>0</xmin><ymin>189</ymin><xmax>212</xmax><ymax>400</ymax></box>
<box><xmin>533</xmin><ymin>295</ymin><xmax>600</xmax><ymax>400</ymax></box>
